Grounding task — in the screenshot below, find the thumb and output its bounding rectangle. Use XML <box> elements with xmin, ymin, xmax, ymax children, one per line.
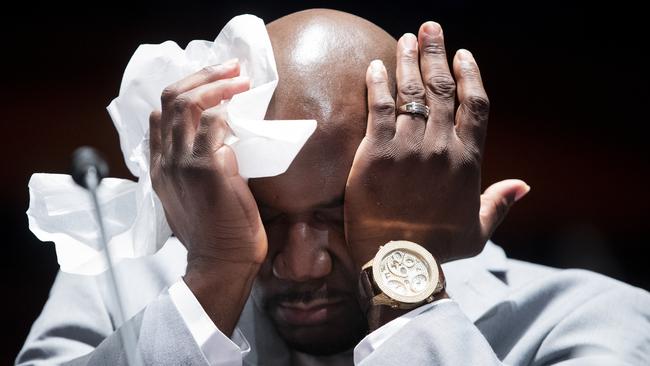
<box><xmin>479</xmin><ymin>179</ymin><xmax>530</xmax><ymax>242</ymax></box>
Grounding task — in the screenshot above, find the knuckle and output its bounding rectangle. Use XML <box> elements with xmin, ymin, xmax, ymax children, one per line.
<box><xmin>191</xmin><ymin>139</ymin><xmax>210</xmax><ymax>157</ymax></box>
<box><xmin>460</xmin><ymin>62</ymin><xmax>481</xmax><ymax>79</ymax></box>
<box><xmin>394</xmin><ymin>152</ymin><xmax>419</xmax><ymax>166</ymax></box>
<box><xmin>399</xmin><ymin>48</ymin><xmax>419</xmax><ymax>63</ymax></box>
<box><xmin>199</xmin><ymin>111</ymin><xmax>214</xmax><ymax>126</ymax></box>
<box><xmin>179</xmin><ymin>158</ymin><xmax>219</xmax><ymax>180</ymax></box>
<box><xmin>160</xmin><ymin>86</ymin><xmax>179</xmax><ymax>106</ymax></box>
<box><xmin>392</xmin><ymin>139</ymin><xmax>424</xmax><ymax>161</ymax></box>
<box><xmin>199</xmin><ymin>109</ymin><xmax>223</xmax><ymax>125</ymax></box>
<box><xmin>170</xmin><ymin>119</ymin><xmax>186</xmax><ymax>140</ymax></box>
<box><xmin>149</xmin><ymin>111</ymin><xmax>162</xmax><ymax>129</ymax></box>
<box><xmin>199</xmin><ymin>65</ymin><xmax>216</xmax><ymax>75</ymax></box>
<box><xmin>421</xmin><ymin>41</ymin><xmax>446</xmax><ymax>57</ymax></box>
<box><xmin>423</xmin><ymin>140</ymin><xmax>453</xmax><ymax>163</ymax></box>
<box><xmin>172</xmin><ymin>94</ymin><xmax>195</xmax><ymax>114</ymax></box>
<box><xmin>464</xmin><ymin>95</ymin><xmax>490</xmax><ymax>119</ymax></box>
<box><xmin>399</xmin><ymin>81</ymin><xmax>426</xmax><ymax>101</ymax></box>
<box><xmin>461</xmin><ymin>145</ymin><xmax>482</xmax><ymax>166</ymax></box>
<box><xmin>159</xmin><ymin>157</ymin><xmax>174</xmax><ymax>174</ymax></box>
<box><xmin>364</xmin><ymin>142</ymin><xmax>399</xmax><ymax>164</ymax></box>
<box><xmin>149</xmin><ymin>110</ymin><xmax>161</xmax><ymax>123</ymax></box>
<box><xmin>163</xmin><ymin>154</ymin><xmax>192</xmax><ymax>175</ymax></box>
<box><xmin>176</xmin><ymin>156</ymin><xmax>200</xmax><ymax>174</ymax></box>
<box><xmin>453</xmin><ymin>149</ymin><xmax>480</xmax><ymax>173</ymax></box>
<box><xmin>425</xmin><ymin>75</ymin><xmax>456</xmax><ymax>100</ymax></box>
<box><xmin>370</xmin><ymin>97</ymin><xmax>396</xmax><ymax>116</ymax></box>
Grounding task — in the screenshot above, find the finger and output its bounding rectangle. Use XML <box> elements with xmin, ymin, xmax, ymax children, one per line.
<box><xmin>453</xmin><ymin>49</ymin><xmax>490</xmax><ymax>153</ymax></box>
<box><xmin>195</xmin><ymin>104</ymin><xmax>240</xmax><ymax>178</ymax></box>
<box><xmin>171</xmin><ymin>76</ymin><xmax>250</xmax><ymax>156</ymax></box>
<box><xmin>479</xmin><ymin>179</ymin><xmax>530</xmax><ymax>242</ymax></box>
<box><xmin>394</xmin><ymin>33</ymin><xmax>427</xmax><ymax>143</ymax></box>
<box><xmin>193</xmin><ymin>104</ymin><xmax>231</xmax><ymax>159</ymax></box>
<box><xmin>365</xmin><ymin>59</ymin><xmax>396</xmax><ymax>141</ymax></box>
<box><xmin>149</xmin><ymin>110</ymin><xmax>162</xmax><ymax>169</ymax></box>
<box><xmin>418</xmin><ymin>21</ymin><xmax>457</xmax><ymax>142</ymax></box>
<box><xmin>149</xmin><ymin>110</ymin><xmax>164</xmax><ymax>196</ymax></box>
<box><xmin>160</xmin><ymin>59</ymin><xmax>241</xmax><ymax>157</ymax></box>
<box><xmin>162</xmin><ymin>58</ymin><xmax>241</xmax><ymax>102</ymax></box>
<box><xmin>418</xmin><ymin>22</ymin><xmax>456</xmax><ymax>147</ymax></box>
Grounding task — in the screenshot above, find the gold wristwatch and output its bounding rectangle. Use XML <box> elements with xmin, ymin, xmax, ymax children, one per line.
<box><xmin>358</xmin><ymin>240</ymin><xmax>445</xmax><ymax>312</ymax></box>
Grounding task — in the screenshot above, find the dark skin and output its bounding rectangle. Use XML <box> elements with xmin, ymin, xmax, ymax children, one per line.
<box><xmin>149</xmin><ymin>9</ymin><xmax>529</xmax><ymax>356</ymax></box>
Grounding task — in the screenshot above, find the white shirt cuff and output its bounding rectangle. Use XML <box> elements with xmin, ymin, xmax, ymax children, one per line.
<box><xmin>353</xmin><ymin>299</ymin><xmax>453</xmax><ymax>364</ymax></box>
<box><xmin>168</xmin><ymin>278</ymin><xmax>251</xmax><ymax>365</ymax></box>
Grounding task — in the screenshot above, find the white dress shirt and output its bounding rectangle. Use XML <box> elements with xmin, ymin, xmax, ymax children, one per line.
<box><xmin>169</xmin><ymin>278</ymin><xmax>450</xmax><ymax>365</ymax></box>
<box><xmin>168</xmin><ymin>279</ymin><xmax>251</xmax><ymax>365</ymax></box>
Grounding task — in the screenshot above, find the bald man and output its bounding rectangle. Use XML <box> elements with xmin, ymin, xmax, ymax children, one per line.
<box><xmin>17</xmin><ymin>9</ymin><xmax>650</xmax><ymax>366</ymax></box>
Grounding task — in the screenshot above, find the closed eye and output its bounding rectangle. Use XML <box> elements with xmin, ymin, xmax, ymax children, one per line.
<box><xmin>314</xmin><ymin>206</ymin><xmax>344</xmax><ymax>224</ymax></box>
<box><xmin>259</xmin><ymin>205</ymin><xmax>284</xmax><ymax>224</ymax></box>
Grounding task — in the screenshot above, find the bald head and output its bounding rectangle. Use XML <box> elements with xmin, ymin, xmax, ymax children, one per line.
<box><xmin>266</xmin><ymin>9</ymin><xmax>396</xmax><ymax>128</ymax></box>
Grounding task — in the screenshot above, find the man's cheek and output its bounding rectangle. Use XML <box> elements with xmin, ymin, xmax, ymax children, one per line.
<box><xmin>260</xmin><ymin>224</ymin><xmax>285</xmax><ymax>267</ymax></box>
<box><xmin>251</xmin><ymin>279</ymin><xmax>273</xmax><ymax>312</ymax></box>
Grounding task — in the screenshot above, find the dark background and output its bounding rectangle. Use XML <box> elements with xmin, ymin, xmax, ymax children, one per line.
<box><xmin>2</xmin><ymin>0</ymin><xmax>648</xmax><ymax>363</ymax></box>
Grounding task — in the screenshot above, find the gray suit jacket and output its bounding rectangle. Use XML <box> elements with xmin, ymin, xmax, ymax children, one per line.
<box><xmin>16</xmin><ymin>240</ymin><xmax>650</xmax><ymax>365</ymax></box>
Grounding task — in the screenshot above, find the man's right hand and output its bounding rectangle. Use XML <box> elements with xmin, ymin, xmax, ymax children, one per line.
<box><xmin>149</xmin><ymin>59</ymin><xmax>266</xmax><ymax>335</ymax></box>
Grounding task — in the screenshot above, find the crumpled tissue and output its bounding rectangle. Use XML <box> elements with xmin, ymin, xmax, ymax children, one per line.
<box><xmin>27</xmin><ymin>14</ymin><xmax>317</xmax><ymax>275</ymax></box>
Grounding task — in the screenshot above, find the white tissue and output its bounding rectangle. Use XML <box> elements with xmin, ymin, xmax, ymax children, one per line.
<box><xmin>27</xmin><ymin>15</ymin><xmax>317</xmax><ymax>275</ymax></box>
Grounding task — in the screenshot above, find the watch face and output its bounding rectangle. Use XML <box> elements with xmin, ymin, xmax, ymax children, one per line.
<box><xmin>373</xmin><ymin>241</ymin><xmax>439</xmax><ymax>304</ymax></box>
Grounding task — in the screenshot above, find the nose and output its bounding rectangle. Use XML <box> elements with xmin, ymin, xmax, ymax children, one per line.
<box><xmin>272</xmin><ymin>221</ymin><xmax>332</xmax><ymax>282</ymax></box>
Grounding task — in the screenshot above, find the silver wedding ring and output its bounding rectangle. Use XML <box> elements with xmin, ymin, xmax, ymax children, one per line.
<box><xmin>398</xmin><ymin>102</ymin><xmax>430</xmax><ymax>120</ymax></box>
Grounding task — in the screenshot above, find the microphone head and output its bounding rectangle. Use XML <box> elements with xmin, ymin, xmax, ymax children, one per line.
<box><xmin>71</xmin><ymin>146</ymin><xmax>109</xmax><ymax>189</ymax></box>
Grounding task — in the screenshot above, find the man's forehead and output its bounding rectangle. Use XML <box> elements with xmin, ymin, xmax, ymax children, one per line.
<box><xmin>248</xmin><ymin>124</ymin><xmax>359</xmax><ymax>211</ymax></box>
<box><xmin>260</xmin><ymin>54</ymin><xmax>368</xmax><ymax>211</ymax></box>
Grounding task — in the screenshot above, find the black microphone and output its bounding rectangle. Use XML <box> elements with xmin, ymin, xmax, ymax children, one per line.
<box><xmin>71</xmin><ymin>146</ymin><xmax>109</xmax><ymax>190</ymax></box>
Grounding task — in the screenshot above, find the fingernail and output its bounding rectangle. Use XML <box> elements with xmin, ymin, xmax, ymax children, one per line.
<box><xmin>423</xmin><ymin>21</ymin><xmax>442</xmax><ymax>36</ymax></box>
<box><xmin>370</xmin><ymin>59</ymin><xmax>385</xmax><ymax>80</ymax></box>
<box><xmin>223</xmin><ymin>58</ymin><xmax>239</xmax><ymax>66</ymax></box>
<box><xmin>230</xmin><ymin>75</ymin><xmax>251</xmax><ymax>89</ymax></box>
<box><xmin>232</xmin><ymin>75</ymin><xmax>250</xmax><ymax>86</ymax></box>
<box><xmin>402</xmin><ymin>33</ymin><xmax>417</xmax><ymax>51</ymax></box>
<box><xmin>457</xmin><ymin>49</ymin><xmax>473</xmax><ymax>61</ymax></box>
<box><xmin>514</xmin><ymin>184</ymin><xmax>531</xmax><ymax>202</ymax></box>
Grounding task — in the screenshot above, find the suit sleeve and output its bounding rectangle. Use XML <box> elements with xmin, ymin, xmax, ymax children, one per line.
<box><xmin>15</xmin><ymin>271</ymin><xmax>241</xmax><ymax>365</ymax></box>
<box><xmin>356</xmin><ymin>300</ymin><xmax>504</xmax><ymax>365</ymax></box>
<box><xmin>356</xmin><ymin>285</ymin><xmax>650</xmax><ymax>365</ymax></box>
<box><xmin>530</xmin><ymin>286</ymin><xmax>650</xmax><ymax>366</ymax></box>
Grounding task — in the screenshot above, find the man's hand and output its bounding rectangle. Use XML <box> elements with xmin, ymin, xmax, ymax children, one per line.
<box><xmin>149</xmin><ymin>59</ymin><xmax>266</xmax><ymax>335</ymax></box>
<box><xmin>344</xmin><ymin>22</ymin><xmax>530</xmax><ymax>270</ymax></box>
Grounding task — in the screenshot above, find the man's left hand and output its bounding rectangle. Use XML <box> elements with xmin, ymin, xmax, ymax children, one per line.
<box><xmin>344</xmin><ymin>21</ymin><xmax>530</xmax><ymax>270</ymax></box>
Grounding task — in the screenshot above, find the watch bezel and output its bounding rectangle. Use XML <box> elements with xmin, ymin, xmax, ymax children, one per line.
<box><xmin>371</xmin><ymin>240</ymin><xmax>439</xmax><ymax>304</ymax></box>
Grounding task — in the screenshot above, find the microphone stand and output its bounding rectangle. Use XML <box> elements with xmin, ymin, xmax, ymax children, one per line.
<box><xmin>74</xmin><ymin>148</ymin><xmax>144</xmax><ymax>366</ymax></box>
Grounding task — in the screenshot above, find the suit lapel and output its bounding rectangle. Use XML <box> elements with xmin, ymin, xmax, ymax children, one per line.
<box><xmin>443</xmin><ymin>241</ymin><xmax>510</xmax><ymax>323</ymax></box>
